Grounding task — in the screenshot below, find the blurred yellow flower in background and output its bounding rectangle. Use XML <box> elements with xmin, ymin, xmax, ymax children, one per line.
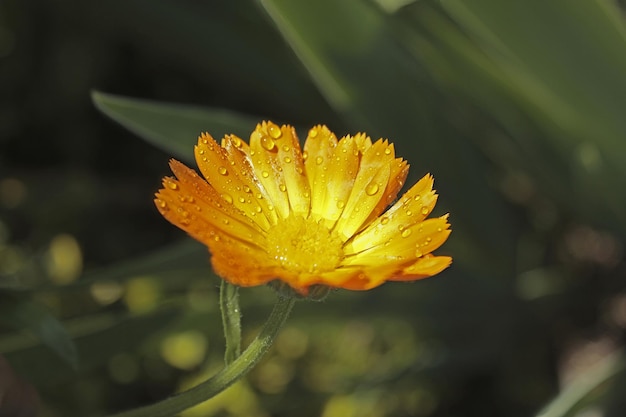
<box><xmin>155</xmin><ymin>121</ymin><xmax>451</xmax><ymax>296</ymax></box>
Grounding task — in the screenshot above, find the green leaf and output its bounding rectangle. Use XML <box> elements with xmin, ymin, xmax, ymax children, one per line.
<box><xmin>0</xmin><ymin>291</ymin><xmax>78</xmax><ymax>370</ymax></box>
<box><xmin>534</xmin><ymin>352</ymin><xmax>625</xmax><ymax>417</ymax></box>
<box><xmin>408</xmin><ymin>0</ymin><xmax>626</xmax><ymax>231</ymax></box>
<box><xmin>3</xmin><ymin>308</ymin><xmax>181</xmax><ymax>386</ymax></box>
<box><xmin>92</xmin><ymin>91</ymin><xmax>262</xmax><ymax>163</ymax></box>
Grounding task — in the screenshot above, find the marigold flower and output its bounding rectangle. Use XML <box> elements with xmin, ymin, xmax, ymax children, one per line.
<box><xmin>155</xmin><ymin>122</ymin><xmax>451</xmax><ymax>297</ymax></box>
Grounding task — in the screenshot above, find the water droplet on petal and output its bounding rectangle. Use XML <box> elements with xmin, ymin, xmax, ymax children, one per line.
<box><xmin>309</xmin><ymin>128</ymin><xmax>318</xmax><ymax>138</ymax></box>
<box><xmin>262</xmin><ymin>171</ymin><xmax>270</xmax><ymax>178</ymax></box>
<box><xmin>261</xmin><ymin>135</ymin><xmax>276</xmax><ymax>151</ymax></box>
<box><xmin>336</xmin><ymin>200</ymin><xmax>345</xmax><ymax>209</ymax></box>
<box><xmin>406</xmin><ymin>210</ymin><xmax>412</xmax><ymax>216</ymax></box>
<box><xmin>156</xmin><ymin>199</ymin><xmax>166</xmax><ymax>208</ymax></box>
<box><xmin>284</xmin><ymin>156</ymin><xmax>292</xmax><ymax>163</ymax></box>
<box><xmin>223</xmin><ymin>219</ymin><xmax>230</xmax><ymax>225</ymax></box>
<box><xmin>415</xmin><ymin>248</ymin><xmax>423</xmax><ymax>257</ymax></box>
<box><xmin>365</xmin><ymin>183</ymin><xmax>379</xmax><ymax>196</ymax></box>
<box><xmin>267</xmin><ymin>122</ymin><xmax>282</xmax><ymax>139</ymax></box>
<box><xmin>166</xmin><ymin>181</ymin><xmax>178</xmax><ymax>190</ymax></box>
<box><xmin>315</xmin><ymin>156</ymin><xmax>323</xmax><ymax>165</ymax></box>
<box><xmin>218</xmin><ymin>167</ymin><xmax>228</xmax><ymax>175</ymax></box>
<box><xmin>381</xmin><ymin>216</ymin><xmax>390</xmax><ymax>225</ymax></box>
<box><xmin>238</xmin><ymin>197</ymin><xmax>246</xmax><ymax>203</ymax></box>
<box><xmin>255</xmin><ymin>206</ymin><xmax>262</xmax><ymax>213</ymax></box>
<box><xmin>302</xmin><ymin>151</ymin><xmax>309</xmax><ymax>160</ymax></box>
<box><xmin>232</xmin><ymin>137</ymin><xmax>242</xmax><ymax>148</ymax></box>
<box><xmin>222</xmin><ymin>194</ymin><xmax>233</xmax><ymax>204</ymax></box>
<box><xmin>437</xmin><ymin>227</ymin><xmax>442</xmax><ymax>232</ymax></box>
<box><xmin>414</xmin><ymin>194</ymin><xmax>421</xmax><ymax>201</ymax></box>
<box><xmin>282</xmin><ymin>145</ymin><xmax>290</xmax><ymax>152</ymax></box>
<box><xmin>198</xmin><ymin>149</ymin><xmax>205</xmax><ymax>155</ymax></box>
<box><xmin>384</xmin><ymin>147</ymin><xmax>392</xmax><ymax>155</ymax></box>
<box><xmin>401</xmin><ymin>229</ymin><xmax>412</xmax><ymax>238</ymax></box>
<box><xmin>243</xmin><ymin>186</ymin><xmax>251</xmax><ymax>193</ymax></box>
<box><xmin>421</xmin><ymin>207</ymin><xmax>429</xmax><ymax>215</ymax></box>
<box><xmin>279</xmin><ymin>184</ymin><xmax>287</xmax><ymax>192</ymax></box>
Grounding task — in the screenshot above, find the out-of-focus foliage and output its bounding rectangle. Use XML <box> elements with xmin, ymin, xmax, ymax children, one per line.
<box><xmin>2</xmin><ymin>0</ymin><xmax>626</xmax><ymax>416</ymax></box>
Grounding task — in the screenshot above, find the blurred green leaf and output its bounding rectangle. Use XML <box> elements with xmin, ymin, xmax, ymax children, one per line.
<box><xmin>3</xmin><ymin>308</ymin><xmax>181</xmax><ymax>386</ymax></box>
<box><xmin>0</xmin><ymin>291</ymin><xmax>78</xmax><ymax>370</ymax></box>
<box><xmin>92</xmin><ymin>91</ymin><xmax>262</xmax><ymax>163</ymax></box>
<box><xmin>402</xmin><ymin>0</ymin><xmax>626</xmax><ymax>232</ymax></box>
<box><xmin>535</xmin><ymin>351</ymin><xmax>625</xmax><ymax>417</ymax></box>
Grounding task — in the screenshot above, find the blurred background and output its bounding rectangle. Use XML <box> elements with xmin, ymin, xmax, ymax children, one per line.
<box><xmin>1</xmin><ymin>0</ymin><xmax>626</xmax><ymax>416</ymax></box>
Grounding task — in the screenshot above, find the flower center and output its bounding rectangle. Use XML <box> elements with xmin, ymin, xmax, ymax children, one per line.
<box><xmin>266</xmin><ymin>216</ymin><xmax>344</xmax><ymax>274</ymax></box>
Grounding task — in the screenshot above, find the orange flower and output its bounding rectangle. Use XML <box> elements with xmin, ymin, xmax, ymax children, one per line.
<box><xmin>155</xmin><ymin>122</ymin><xmax>451</xmax><ymax>297</ymax></box>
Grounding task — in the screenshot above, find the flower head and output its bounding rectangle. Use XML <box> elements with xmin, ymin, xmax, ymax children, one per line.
<box><xmin>155</xmin><ymin>122</ymin><xmax>451</xmax><ymax>297</ymax></box>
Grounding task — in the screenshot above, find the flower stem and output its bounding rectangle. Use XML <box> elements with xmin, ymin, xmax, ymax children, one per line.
<box><xmin>106</xmin><ymin>296</ymin><xmax>296</xmax><ymax>417</ymax></box>
<box><xmin>220</xmin><ymin>281</ymin><xmax>241</xmax><ymax>365</ymax></box>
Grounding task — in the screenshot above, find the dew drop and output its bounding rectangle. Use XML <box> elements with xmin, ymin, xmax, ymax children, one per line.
<box><xmin>222</xmin><ymin>194</ymin><xmax>233</xmax><ymax>204</ymax></box>
<box><xmin>426</xmin><ymin>237</ymin><xmax>432</xmax><ymax>243</ymax></box>
<box><xmin>166</xmin><ymin>181</ymin><xmax>178</xmax><ymax>190</ymax></box>
<box><xmin>284</xmin><ymin>156</ymin><xmax>292</xmax><ymax>163</ymax></box>
<box><xmin>303</xmin><ymin>191</ymin><xmax>310</xmax><ymax>198</ymax></box>
<box><xmin>232</xmin><ymin>137</ymin><xmax>243</xmax><ymax>148</ymax></box>
<box><xmin>201</xmin><ymin>136</ymin><xmax>209</xmax><ymax>145</ymax></box>
<box><xmin>267</xmin><ymin>204</ymin><xmax>274</xmax><ymax>211</ymax></box>
<box><xmin>437</xmin><ymin>227</ymin><xmax>442</xmax><ymax>232</ymax></box>
<box><xmin>198</xmin><ymin>149</ymin><xmax>205</xmax><ymax>155</ymax></box>
<box><xmin>315</xmin><ymin>156</ymin><xmax>324</xmax><ymax>165</ymax></box>
<box><xmin>384</xmin><ymin>147</ymin><xmax>392</xmax><ymax>155</ymax></box>
<box><xmin>156</xmin><ymin>199</ymin><xmax>166</xmax><ymax>208</ymax></box>
<box><xmin>218</xmin><ymin>166</ymin><xmax>228</xmax><ymax>176</ymax></box>
<box><xmin>279</xmin><ymin>184</ymin><xmax>287</xmax><ymax>192</ymax></box>
<box><xmin>406</xmin><ymin>210</ymin><xmax>413</xmax><ymax>216</ymax></box>
<box><xmin>381</xmin><ymin>216</ymin><xmax>390</xmax><ymax>225</ymax></box>
<box><xmin>243</xmin><ymin>185</ymin><xmax>251</xmax><ymax>193</ymax></box>
<box><xmin>309</xmin><ymin>128</ymin><xmax>318</xmax><ymax>138</ymax></box>
<box><xmin>262</xmin><ymin>171</ymin><xmax>270</xmax><ymax>178</ymax></box>
<box><xmin>267</xmin><ymin>123</ymin><xmax>282</xmax><ymax>139</ymax></box>
<box><xmin>414</xmin><ymin>194</ymin><xmax>421</xmax><ymax>201</ymax></box>
<box><xmin>415</xmin><ymin>248</ymin><xmax>423</xmax><ymax>257</ymax></box>
<box><xmin>214</xmin><ymin>236</ymin><xmax>220</xmax><ymax>242</ymax></box>
<box><xmin>295</xmin><ymin>166</ymin><xmax>303</xmax><ymax>175</ymax></box>
<box><xmin>365</xmin><ymin>183</ymin><xmax>379</xmax><ymax>196</ymax></box>
<box><xmin>336</xmin><ymin>200</ymin><xmax>345</xmax><ymax>209</ymax></box>
<box><xmin>282</xmin><ymin>145</ymin><xmax>290</xmax><ymax>152</ymax></box>
<box><xmin>238</xmin><ymin>197</ymin><xmax>246</xmax><ymax>203</ymax></box>
<box><xmin>261</xmin><ymin>135</ymin><xmax>276</xmax><ymax>151</ymax></box>
<box><xmin>255</xmin><ymin>206</ymin><xmax>262</xmax><ymax>213</ymax></box>
<box><xmin>223</xmin><ymin>219</ymin><xmax>230</xmax><ymax>225</ymax></box>
<box><xmin>401</xmin><ymin>229</ymin><xmax>412</xmax><ymax>238</ymax></box>
<box><xmin>421</xmin><ymin>207</ymin><xmax>429</xmax><ymax>215</ymax></box>
<box><xmin>302</xmin><ymin>151</ymin><xmax>309</xmax><ymax>160</ymax></box>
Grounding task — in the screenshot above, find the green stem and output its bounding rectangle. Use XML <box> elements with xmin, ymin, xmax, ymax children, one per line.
<box><xmin>220</xmin><ymin>281</ymin><xmax>241</xmax><ymax>365</ymax></box>
<box><xmin>107</xmin><ymin>296</ymin><xmax>295</xmax><ymax>417</ymax></box>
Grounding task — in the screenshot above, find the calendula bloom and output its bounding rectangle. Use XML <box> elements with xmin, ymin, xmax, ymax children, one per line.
<box><xmin>155</xmin><ymin>122</ymin><xmax>451</xmax><ymax>297</ymax></box>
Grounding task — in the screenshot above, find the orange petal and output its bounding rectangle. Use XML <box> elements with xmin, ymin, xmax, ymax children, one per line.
<box><xmin>304</xmin><ymin>125</ymin><xmax>338</xmax><ymax>221</ymax></box>
<box><xmin>194</xmin><ymin>133</ymin><xmax>271</xmax><ymax>231</ymax></box>
<box><xmin>334</xmin><ymin>139</ymin><xmax>395</xmax><ymax>239</ymax></box>
<box><xmin>345</xmin><ymin>174</ymin><xmax>438</xmax><ymax>254</ymax></box>
<box><xmin>392</xmin><ymin>255</ymin><xmax>453</xmax><ymax>281</ymax></box>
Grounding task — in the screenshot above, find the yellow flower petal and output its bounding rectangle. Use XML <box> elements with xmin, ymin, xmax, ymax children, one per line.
<box><xmin>155</xmin><ymin>122</ymin><xmax>452</xmax><ymax>297</ymax></box>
